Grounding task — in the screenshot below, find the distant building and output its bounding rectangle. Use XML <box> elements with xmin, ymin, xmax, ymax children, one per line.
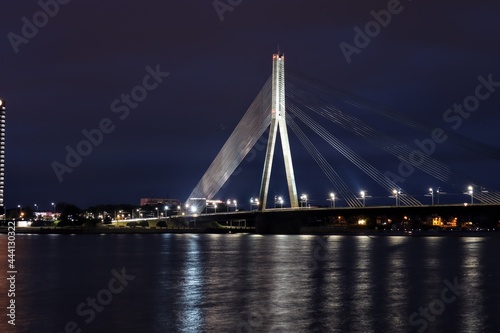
<box><xmin>35</xmin><ymin>211</ymin><xmax>62</xmax><ymax>221</ymax></box>
<box><xmin>140</xmin><ymin>198</ymin><xmax>181</xmax><ymax>207</ymax></box>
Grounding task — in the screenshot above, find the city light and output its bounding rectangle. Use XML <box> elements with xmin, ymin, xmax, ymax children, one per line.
<box><xmin>275</xmin><ymin>196</ymin><xmax>284</xmax><ymax>208</ymax></box>
<box><xmin>360</xmin><ymin>191</ymin><xmax>366</xmax><ymax>207</ymax></box>
<box><xmin>226</xmin><ymin>199</ymin><xmax>237</xmax><ymax>212</ymax></box>
<box><xmin>392</xmin><ymin>189</ymin><xmax>399</xmax><ymax>206</ymax></box>
<box><xmin>250</xmin><ymin>198</ymin><xmax>259</xmax><ymax>210</ymax></box>
<box><xmin>328</xmin><ymin>192</ymin><xmax>336</xmax><ymax>208</ymax></box>
<box><xmin>468</xmin><ymin>185</ymin><xmax>474</xmax><ymax>204</ymax></box>
<box><xmin>300</xmin><ymin>194</ymin><xmax>308</xmax><ymax>208</ymax></box>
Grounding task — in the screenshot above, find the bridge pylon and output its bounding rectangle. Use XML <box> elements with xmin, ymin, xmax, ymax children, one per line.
<box><xmin>258</xmin><ymin>53</ymin><xmax>299</xmax><ymax>210</ymax></box>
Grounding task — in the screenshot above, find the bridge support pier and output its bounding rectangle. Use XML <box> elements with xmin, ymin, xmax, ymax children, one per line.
<box><xmin>255</xmin><ymin>212</ymin><xmax>302</xmax><ymax>234</ymax></box>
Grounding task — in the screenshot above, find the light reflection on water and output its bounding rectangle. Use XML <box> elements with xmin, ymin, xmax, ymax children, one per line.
<box><xmin>0</xmin><ymin>234</ymin><xmax>499</xmax><ymax>332</ymax></box>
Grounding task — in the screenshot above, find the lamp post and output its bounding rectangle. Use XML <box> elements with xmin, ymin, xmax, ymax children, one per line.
<box><xmin>250</xmin><ymin>198</ymin><xmax>259</xmax><ymax>210</ymax></box>
<box><xmin>436</xmin><ymin>187</ymin><xmax>447</xmax><ymax>205</ymax></box>
<box><xmin>360</xmin><ymin>191</ymin><xmax>366</xmax><ymax>207</ymax></box>
<box><xmin>155</xmin><ymin>207</ymin><xmax>159</xmax><ymax>218</ymax></box>
<box><xmin>278</xmin><ymin>196</ymin><xmax>284</xmax><ymax>208</ymax></box>
<box><xmin>468</xmin><ymin>186</ymin><xmax>474</xmax><ymax>204</ymax></box>
<box><xmin>51</xmin><ymin>202</ymin><xmax>55</xmax><ymax>213</ymax></box>
<box><xmin>227</xmin><ymin>199</ymin><xmax>230</xmax><ymax>212</ymax></box>
<box><xmin>300</xmin><ymin>194</ymin><xmax>308</xmax><ymax>208</ymax></box>
<box><xmin>392</xmin><ymin>189</ymin><xmax>399</xmax><ymax>206</ymax></box>
<box><xmin>233</xmin><ymin>200</ymin><xmax>237</xmax><ymax>212</ymax></box>
<box><xmin>328</xmin><ymin>193</ymin><xmax>335</xmax><ymax>208</ymax></box>
<box><xmin>164</xmin><ymin>205</ymin><xmax>169</xmax><ymax>218</ymax></box>
<box><xmin>429</xmin><ymin>188</ymin><xmax>434</xmax><ymax>205</ymax></box>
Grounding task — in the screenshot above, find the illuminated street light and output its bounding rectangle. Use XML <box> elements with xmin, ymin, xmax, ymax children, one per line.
<box><xmin>327</xmin><ymin>193</ymin><xmax>336</xmax><ymax>208</ymax></box>
<box><xmin>429</xmin><ymin>188</ymin><xmax>434</xmax><ymax>205</ymax></box>
<box><xmin>300</xmin><ymin>194</ymin><xmax>308</xmax><ymax>208</ymax></box>
<box><xmin>278</xmin><ymin>196</ymin><xmax>284</xmax><ymax>209</ymax></box>
<box><xmin>360</xmin><ymin>191</ymin><xmax>366</xmax><ymax>207</ymax></box>
<box><xmin>164</xmin><ymin>205</ymin><xmax>169</xmax><ymax>218</ymax></box>
<box><xmin>392</xmin><ymin>189</ymin><xmax>399</xmax><ymax>206</ymax></box>
<box><xmin>51</xmin><ymin>202</ymin><xmax>55</xmax><ymax>213</ymax></box>
<box><xmin>250</xmin><ymin>198</ymin><xmax>259</xmax><ymax>210</ymax></box>
<box><xmin>467</xmin><ymin>186</ymin><xmax>474</xmax><ymax>204</ymax></box>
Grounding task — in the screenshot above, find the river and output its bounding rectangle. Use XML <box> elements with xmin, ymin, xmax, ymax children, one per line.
<box><xmin>0</xmin><ymin>233</ymin><xmax>498</xmax><ymax>332</ymax></box>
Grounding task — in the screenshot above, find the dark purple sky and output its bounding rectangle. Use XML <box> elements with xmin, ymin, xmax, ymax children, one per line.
<box><xmin>2</xmin><ymin>0</ymin><xmax>500</xmax><ymax>209</ymax></box>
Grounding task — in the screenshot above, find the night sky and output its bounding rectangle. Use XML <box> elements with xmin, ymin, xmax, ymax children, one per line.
<box><xmin>2</xmin><ymin>0</ymin><xmax>500</xmax><ymax>209</ymax></box>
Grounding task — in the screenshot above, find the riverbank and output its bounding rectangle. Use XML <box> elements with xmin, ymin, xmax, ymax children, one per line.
<box><xmin>1</xmin><ymin>226</ymin><xmax>499</xmax><ymax>236</ymax></box>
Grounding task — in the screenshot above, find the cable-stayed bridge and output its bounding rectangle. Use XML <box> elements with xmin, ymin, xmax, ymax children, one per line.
<box><xmin>182</xmin><ymin>53</ymin><xmax>500</xmax><ymax>232</ymax></box>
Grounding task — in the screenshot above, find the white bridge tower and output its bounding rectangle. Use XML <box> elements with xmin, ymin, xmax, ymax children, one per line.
<box><xmin>258</xmin><ymin>53</ymin><xmax>299</xmax><ymax>210</ymax></box>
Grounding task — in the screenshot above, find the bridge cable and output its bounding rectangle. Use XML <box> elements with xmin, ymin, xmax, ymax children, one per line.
<box><xmin>286</xmin><ymin>114</ymin><xmax>363</xmax><ymax>207</ymax></box>
<box><xmin>287</xmin><ymin>102</ymin><xmax>423</xmax><ymax>206</ymax></box>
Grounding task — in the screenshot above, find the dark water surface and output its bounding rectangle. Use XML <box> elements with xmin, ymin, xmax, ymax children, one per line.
<box><xmin>0</xmin><ymin>234</ymin><xmax>499</xmax><ymax>332</ymax></box>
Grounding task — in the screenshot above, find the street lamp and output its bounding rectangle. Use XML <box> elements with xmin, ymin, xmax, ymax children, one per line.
<box><xmin>214</xmin><ymin>203</ymin><xmax>217</xmax><ymax>213</ymax></box>
<box><xmin>468</xmin><ymin>186</ymin><xmax>474</xmax><ymax>204</ymax></box>
<box><xmin>328</xmin><ymin>193</ymin><xmax>336</xmax><ymax>208</ymax></box>
<box><xmin>429</xmin><ymin>188</ymin><xmax>434</xmax><ymax>205</ymax></box>
<box><xmin>34</xmin><ymin>203</ymin><xmax>38</xmax><ymax>212</ymax></box>
<box><xmin>51</xmin><ymin>202</ymin><xmax>55</xmax><ymax>213</ymax></box>
<box><xmin>360</xmin><ymin>191</ymin><xmax>366</xmax><ymax>207</ymax></box>
<box><xmin>233</xmin><ymin>200</ymin><xmax>237</xmax><ymax>211</ymax></box>
<box><xmin>274</xmin><ymin>196</ymin><xmax>284</xmax><ymax>208</ymax></box>
<box><xmin>300</xmin><ymin>194</ymin><xmax>308</xmax><ymax>208</ymax></box>
<box><xmin>250</xmin><ymin>198</ymin><xmax>259</xmax><ymax>210</ymax></box>
<box><xmin>155</xmin><ymin>207</ymin><xmax>159</xmax><ymax>218</ymax></box>
<box><xmin>164</xmin><ymin>205</ymin><xmax>169</xmax><ymax>218</ymax></box>
<box><xmin>392</xmin><ymin>189</ymin><xmax>399</xmax><ymax>206</ymax></box>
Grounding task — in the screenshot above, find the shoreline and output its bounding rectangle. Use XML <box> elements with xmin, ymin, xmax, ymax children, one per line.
<box><xmin>1</xmin><ymin>226</ymin><xmax>499</xmax><ymax>237</ymax></box>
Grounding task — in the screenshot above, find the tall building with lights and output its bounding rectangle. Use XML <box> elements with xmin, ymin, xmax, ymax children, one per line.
<box><xmin>0</xmin><ymin>99</ymin><xmax>5</xmax><ymax>218</ymax></box>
